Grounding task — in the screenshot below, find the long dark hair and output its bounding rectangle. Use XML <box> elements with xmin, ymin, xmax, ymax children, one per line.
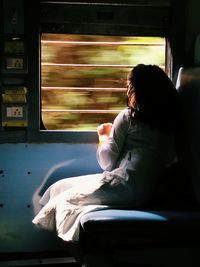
<box><xmin>127</xmin><ymin>64</ymin><xmax>182</xmax><ymax>134</ymax></box>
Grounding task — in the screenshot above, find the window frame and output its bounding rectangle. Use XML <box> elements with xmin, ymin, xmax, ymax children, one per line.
<box><xmin>26</xmin><ymin>1</ymin><xmax>172</xmax><ymax>143</ymax></box>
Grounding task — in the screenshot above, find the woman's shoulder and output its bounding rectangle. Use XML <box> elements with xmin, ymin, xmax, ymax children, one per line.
<box><xmin>117</xmin><ymin>108</ymin><xmax>131</xmax><ymax>119</ymax></box>
<box><xmin>116</xmin><ymin>108</ymin><xmax>148</xmax><ymax>129</ymax></box>
<box><xmin>111</xmin><ymin>108</ymin><xmax>132</xmax><ymax>131</ymax></box>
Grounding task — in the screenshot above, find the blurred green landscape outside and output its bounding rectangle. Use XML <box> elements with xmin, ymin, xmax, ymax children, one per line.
<box><xmin>41</xmin><ymin>34</ymin><xmax>165</xmax><ymax>130</ymax></box>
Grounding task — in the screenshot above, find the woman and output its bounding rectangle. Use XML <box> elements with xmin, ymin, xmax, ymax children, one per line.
<box><xmin>95</xmin><ymin>64</ymin><xmax>182</xmax><ymax>206</ymax></box>
<box><xmin>32</xmin><ymin>64</ymin><xmax>181</xmax><ymax>242</ymax></box>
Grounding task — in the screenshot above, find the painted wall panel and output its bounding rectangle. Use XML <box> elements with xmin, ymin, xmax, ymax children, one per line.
<box><xmin>0</xmin><ymin>143</ymin><xmax>101</xmax><ymax>252</ymax></box>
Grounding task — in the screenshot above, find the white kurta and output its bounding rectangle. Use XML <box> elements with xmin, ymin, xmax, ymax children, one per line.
<box><xmin>32</xmin><ymin>108</ymin><xmax>176</xmax><ymax>242</ymax></box>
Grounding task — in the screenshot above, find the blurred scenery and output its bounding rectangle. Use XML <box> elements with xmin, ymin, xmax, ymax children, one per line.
<box><xmin>41</xmin><ymin>34</ymin><xmax>165</xmax><ymax>130</ymax></box>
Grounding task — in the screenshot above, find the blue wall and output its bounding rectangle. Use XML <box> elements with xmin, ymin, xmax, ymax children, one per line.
<box><xmin>0</xmin><ymin>143</ymin><xmax>101</xmax><ymax>252</ymax></box>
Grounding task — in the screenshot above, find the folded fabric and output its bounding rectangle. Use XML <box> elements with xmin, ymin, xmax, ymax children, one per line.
<box><xmin>32</xmin><ymin>174</ymin><xmax>108</xmax><ymax>242</ymax></box>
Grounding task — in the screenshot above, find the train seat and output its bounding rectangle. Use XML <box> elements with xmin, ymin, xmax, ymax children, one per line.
<box><xmin>80</xmin><ymin>209</ymin><xmax>200</xmax><ymax>249</ymax></box>
<box><xmin>77</xmin><ymin>67</ymin><xmax>200</xmax><ymax>265</ymax></box>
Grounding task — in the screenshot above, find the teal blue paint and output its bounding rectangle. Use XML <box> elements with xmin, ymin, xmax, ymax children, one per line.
<box><xmin>0</xmin><ymin>143</ymin><xmax>101</xmax><ymax>252</ymax></box>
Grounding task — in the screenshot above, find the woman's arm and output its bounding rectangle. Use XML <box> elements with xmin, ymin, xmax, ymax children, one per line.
<box><xmin>96</xmin><ymin>109</ymin><xmax>130</xmax><ymax>171</ymax></box>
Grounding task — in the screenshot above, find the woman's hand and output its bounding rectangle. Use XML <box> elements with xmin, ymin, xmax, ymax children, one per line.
<box><xmin>97</xmin><ymin>122</ymin><xmax>112</xmax><ymax>136</ymax></box>
<box><xmin>97</xmin><ymin>123</ymin><xmax>112</xmax><ymax>143</ymax></box>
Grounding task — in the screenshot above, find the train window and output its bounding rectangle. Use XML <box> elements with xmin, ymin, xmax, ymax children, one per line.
<box><xmin>41</xmin><ymin>34</ymin><xmax>166</xmax><ymax>131</ymax></box>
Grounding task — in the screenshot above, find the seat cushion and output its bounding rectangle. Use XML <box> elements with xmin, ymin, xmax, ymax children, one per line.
<box><xmin>80</xmin><ymin>209</ymin><xmax>200</xmax><ymax>249</ymax></box>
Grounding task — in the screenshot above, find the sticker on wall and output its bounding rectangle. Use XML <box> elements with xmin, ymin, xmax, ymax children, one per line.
<box><xmin>1</xmin><ymin>86</ymin><xmax>28</xmax><ymax>127</ymax></box>
<box><xmin>2</xmin><ymin>56</ymin><xmax>27</xmax><ymax>73</ymax></box>
<box><xmin>1</xmin><ymin>104</ymin><xmax>28</xmax><ymax>127</ymax></box>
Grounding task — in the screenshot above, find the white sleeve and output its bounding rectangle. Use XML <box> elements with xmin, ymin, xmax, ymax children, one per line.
<box><xmin>96</xmin><ymin>109</ymin><xmax>130</xmax><ymax>171</ymax></box>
